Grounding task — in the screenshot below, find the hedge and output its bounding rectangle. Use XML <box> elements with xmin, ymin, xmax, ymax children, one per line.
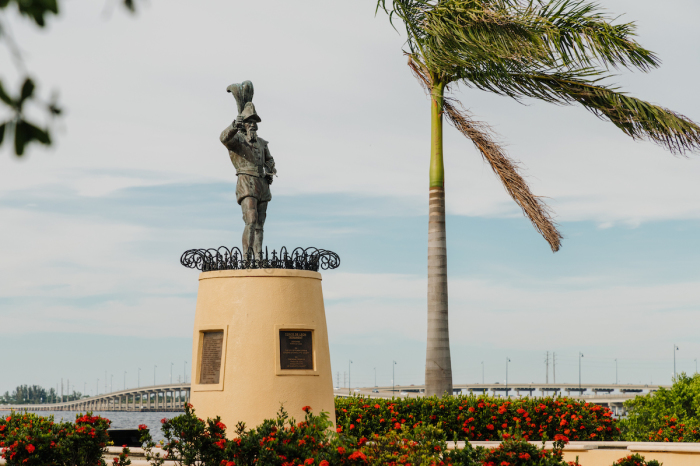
<box><xmin>335</xmin><ymin>395</ymin><xmax>620</xmax><ymax>442</ymax></box>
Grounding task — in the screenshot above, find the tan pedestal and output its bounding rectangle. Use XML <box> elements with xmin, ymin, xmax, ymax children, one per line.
<box><xmin>189</xmin><ymin>269</ymin><xmax>335</xmax><ymax>433</ymax></box>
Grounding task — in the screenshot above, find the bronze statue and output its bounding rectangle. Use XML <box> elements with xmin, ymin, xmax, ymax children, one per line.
<box><xmin>220</xmin><ymin>81</ymin><xmax>277</xmax><ymax>256</ymax></box>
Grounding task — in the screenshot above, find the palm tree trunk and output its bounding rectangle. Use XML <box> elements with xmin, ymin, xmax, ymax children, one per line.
<box><xmin>425</xmin><ymin>81</ymin><xmax>453</xmax><ymax>397</ymax></box>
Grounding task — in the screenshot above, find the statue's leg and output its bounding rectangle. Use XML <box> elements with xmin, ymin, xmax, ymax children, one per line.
<box><xmin>253</xmin><ymin>201</ymin><xmax>267</xmax><ymax>257</ymax></box>
<box><xmin>241</xmin><ymin>197</ymin><xmax>258</xmax><ymax>255</ymax></box>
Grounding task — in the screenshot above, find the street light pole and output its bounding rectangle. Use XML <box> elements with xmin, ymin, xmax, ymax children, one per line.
<box><xmin>348</xmin><ymin>360</ymin><xmax>353</xmax><ymax>396</ymax></box>
<box><xmin>505</xmin><ymin>358</ymin><xmax>511</xmax><ymax>398</ymax></box>
<box><xmin>673</xmin><ymin>344</ymin><xmax>679</xmax><ymax>380</ymax></box>
<box><xmin>579</xmin><ymin>353</ymin><xmax>584</xmax><ymax>389</ymax></box>
<box><xmin>184</xmin><ymin>361</ymin><xmax>188</xmax><ymax>384</ymax></box>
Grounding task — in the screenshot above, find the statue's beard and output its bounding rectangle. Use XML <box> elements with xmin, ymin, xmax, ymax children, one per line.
<box><xmin>246</xmin><ymin>129</ymin><xmax>258</xmax><ymax>143</ymax></box>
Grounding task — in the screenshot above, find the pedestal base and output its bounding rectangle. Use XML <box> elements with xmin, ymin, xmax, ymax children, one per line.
<box><xmin>189</xmin><ymin>269</ymin><xmax>335</xmax><ymax>433</ymax></box>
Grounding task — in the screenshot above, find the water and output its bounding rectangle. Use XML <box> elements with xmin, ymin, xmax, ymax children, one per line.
<box><xmin>10</xmin><ymin>410</ymin><xmax>179</xmax><ymax>443</ymax></box>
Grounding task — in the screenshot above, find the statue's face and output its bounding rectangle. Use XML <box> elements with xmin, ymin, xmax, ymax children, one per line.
<box><xmin>243</xmin><ymin>120</ymin><xmax>258</xmax><ymax>143</ymax></box>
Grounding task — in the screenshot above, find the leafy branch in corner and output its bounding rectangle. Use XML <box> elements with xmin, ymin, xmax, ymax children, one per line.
<box><xmin>0</xmin><ymin>0</ymin><xmax>137</xmax><ymax>156</ymax></box>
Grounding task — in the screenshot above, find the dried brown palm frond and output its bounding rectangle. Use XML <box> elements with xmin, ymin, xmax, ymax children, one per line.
<box><xmin>409</xmin><ymin>55</ymin><xmax>562</xmax><ymax>252</ymax></box>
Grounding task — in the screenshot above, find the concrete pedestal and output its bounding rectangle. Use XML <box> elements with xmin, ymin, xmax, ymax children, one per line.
<box><xmin>189</xmin><ymin>269</ymin><xmax>335</xmax><ymax>433</ymax></box>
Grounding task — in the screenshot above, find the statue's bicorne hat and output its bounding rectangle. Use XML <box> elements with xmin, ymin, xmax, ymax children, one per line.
<box><xmin>226</xmin><ymin>80</ymin><xmax>261</xmax><ymax>122</ymax></box>
<box><xmin>240</xmin><ymin>102</ymin><xmax>261</xmax><ymax>123</ymax></box>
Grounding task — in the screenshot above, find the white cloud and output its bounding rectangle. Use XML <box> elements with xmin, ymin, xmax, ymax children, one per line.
<box><xmin>1</xmin><ymin>0</ymin><xmax>699</xmax><ymax>224</ymax></box>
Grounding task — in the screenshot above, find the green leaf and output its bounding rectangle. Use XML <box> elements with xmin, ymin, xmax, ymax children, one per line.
<box><xmin>20</xmin><ymin>78</ymin><xmax>35</xmax><ymax>103</ymax></box>
<box><xmin>13</xmin><ymin>0</ymin><xmax>59</xmax><ymax>27</ymax></box>
<box><xmin>13</xmin><ymin>120</ymin><xmax>51</xmax><ymax>156</ymax></box>
<box><xmin>14</xmin><ymin>121</ymin><xmax>27</xmax><ymax>156</ymax></box>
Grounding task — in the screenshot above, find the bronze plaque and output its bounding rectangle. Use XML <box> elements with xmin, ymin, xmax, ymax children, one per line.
<box><xmin>279</xmin><ymin>330</ymin><xmax>313</xmax><ymax>370</ymax></box>
<box><xmin>199</xmin><ymin>331</ymin><xmax>224</xmax><ymax>384</ymax></box>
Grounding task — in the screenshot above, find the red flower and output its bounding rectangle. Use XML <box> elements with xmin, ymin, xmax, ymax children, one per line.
<box><xmin>302</xmin><ymin>406</ymin><xmax>312</xmax><ymax>413</ymax></box>
<box><xmin>216</xmin><ymin>421</ymin><xmax>227</xmax><ymax>430</ymax></box>
<box><xmin>25</xmin><ymin>445</ymin><xmax>35</xmax><ymax>454</ymax></box>
<box><xmin>487</xmin><ymin>424</ymin><xmax>495</xmax><ymax>430</ymax></box>
<box><xmin>519</xmin><ymin>453</ymin><xmax>531</xmax><ymax>460</ymax></box>
<box><xmin>320</xmin><ymin>461</ymin><xmax>329</xmax><ymax>466</ymax></box>
<box><xmin>337</xmin><ymin>447</ymin><xmax>346</xmax><ymax>455</ymax></box>
<box><xmin>304</xmin><ymin>459</ymin><xmax>314</xmax><ymax>465</ymax></box>
<box><xmin>374</xmin><ymin>404</ymin><xmax>380</xmax><ymax>409</ymax></box>
<box><xmin>161</xmin><ymin>418</ymin><xmax>167</xmax><ymax>424</ymax></box>
<box><xmin>348</xmin><ymin>451</ymin><xmax>367</xmax><ymax>461</ymax></box>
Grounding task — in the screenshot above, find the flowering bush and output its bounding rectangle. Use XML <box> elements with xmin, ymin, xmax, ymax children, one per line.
<box><xmin>139</xmin><ymin>403</ymin><xmax>485</xmax><ymax>466</ymax></box>
<box><xmin>480</xmin><ymin>434</ymin><xmax>579</xmax><ymax>466</ymax></box>
<box><xmin>0</xmin><ymin>411</ymin><xmax>121</xmax><ymax>466</ymax></box>
<box><xmin>139</xmin><ymin>404</ymin><xmax>228</xmax><ymax>466</ymax></box>
<box><xmin>335</xmin><ymin>395</ymin><xmax>620</xmax><ymax>442</ymax></box>
<box><xmin>643</xmin><ymin>415</ymin><xmax>700</xmax><ymax>443</ymax></box>
<box><xmin>612</xmin><ymin>454</ymin><xmax>661</xmax><ymax>466</ymax></box>
<box><xmin>621</xmin><ymin>373</ymin><xmax>700</xmax><ymax>442</ymax></box>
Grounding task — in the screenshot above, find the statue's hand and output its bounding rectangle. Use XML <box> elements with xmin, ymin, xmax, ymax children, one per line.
<box><xmin>234</xmin><ymin>115</ymin><xmax>245</xmax><ymax>129</ymax></box>
<box><xmin>265</xmin><ymin>175</ymin><xmax>274</xmax><ymax>185</ymax></box>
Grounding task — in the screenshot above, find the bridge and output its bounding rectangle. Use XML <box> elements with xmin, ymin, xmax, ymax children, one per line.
<box><xmin>0</xmin><ymin>382</ymin><xmax>668</xmax><ymax>415</ymax></box>
<box><xmin>0</xmin><ymin>383</ymin><xmax>190</xmax><ymax>412</ymax></box>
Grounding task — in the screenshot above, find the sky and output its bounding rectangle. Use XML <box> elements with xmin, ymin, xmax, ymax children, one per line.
<box><xmin>1</xmin><ymin>0</ymin><xmax>699</xmax><ymax>397</ymax></box>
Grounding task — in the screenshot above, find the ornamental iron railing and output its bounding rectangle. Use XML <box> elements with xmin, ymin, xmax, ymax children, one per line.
<box><xmin>180</xmin><ymin>247</ymin><xmax>340</xmax><ymax>272</ymax></box>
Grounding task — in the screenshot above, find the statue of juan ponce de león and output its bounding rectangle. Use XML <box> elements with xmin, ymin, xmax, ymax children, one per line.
<box><xmin>220</xmin><ymin>80</ymin><xmax>277</xmax><ymax>257</ymax></box>
<box><xmin>182</xmin><ymin>80</ymin><xmax>337</xmax><ymax>434</ymax></box>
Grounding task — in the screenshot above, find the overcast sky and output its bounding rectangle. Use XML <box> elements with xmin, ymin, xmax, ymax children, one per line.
<box><xmin>1</xmin><ymin>0</ymin><xmax>699</xmax><ymax>396</ymax></box>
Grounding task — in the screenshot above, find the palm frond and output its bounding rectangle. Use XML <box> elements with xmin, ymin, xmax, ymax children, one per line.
<box><xmin>461</xmin><ymin>67</ymin><xmax>700</xmax><ymax>154</ymax></box>
<box><xmin>409</xmin><ymin>56</ymin><xmax>562</xmax><ymax>251</ymax></box>
<box><xmin>534</xmin><ymin>0</ymin><xmax>659</xmax><ymax>71</ymax></box>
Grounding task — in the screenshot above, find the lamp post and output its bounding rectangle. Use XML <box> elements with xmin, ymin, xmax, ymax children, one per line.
<box><xmin>673</xmin><ymin>344</ymin><xmax>679</xmax><ymax>380</ymax></box>
<box><xmin>348</xmin><ymin>360</ymin><xmax>353</xmax><ymax>395</ymax></box>
<box><xmin>579</xmin><ymin>353</ymin><xmax>584</xmax><ymax>389</ymax></box>
<box><xmin>170</xmin><ymin>363</ymin><xmax>174</xmax><ymax>384</ymax></box>
<box><xmin>505</xmin><ymin>358</ymin><xmax>511</xmax><ymax>398</ymax></box>
<box><xmin>392</xmin><ymin>361</ymin><xmax>397</xmax><ymax>396</ymax></box>
<box><xmin>184</xmin><ymin>361</ymin><xmax>188</xmax><ymax>384</ymax></box>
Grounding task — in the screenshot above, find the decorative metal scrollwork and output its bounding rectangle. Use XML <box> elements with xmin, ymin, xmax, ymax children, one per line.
<box><xmin>180</xmin><ymin>247</ymin><xmax>340</xmax><ymax>272</ymax></box>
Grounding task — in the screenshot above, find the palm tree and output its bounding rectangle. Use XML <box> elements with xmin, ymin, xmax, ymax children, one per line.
<box><xmin>377</xmin><ymin>0</ymin><xmax>700</xmax><ymax>397</ymax></box>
